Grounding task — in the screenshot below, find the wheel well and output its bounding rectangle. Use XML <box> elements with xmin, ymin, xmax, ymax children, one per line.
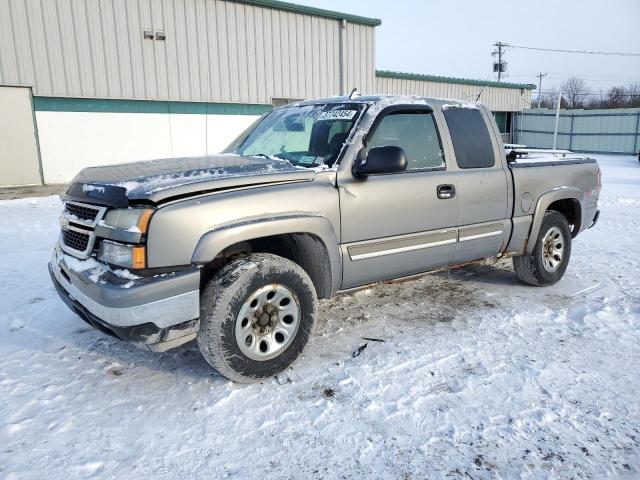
<box><xmin>547</xmin><ymin>198</ymin><xmax>581</xmax><ymax>237</ymax></box>
<box><xmin>200</xmin><ymin>233</ymin><xmax>333</xmax><ymax>299</ymax></box>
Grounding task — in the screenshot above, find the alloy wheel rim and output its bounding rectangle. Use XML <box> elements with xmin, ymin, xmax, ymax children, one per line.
<box><xmin>541</xmin><ymin>226</ymin><xmax>564</xmax><ymax>273</ymax></box>
<box><xmin>235</xmin><ymin>284</ymin><xmax>300</xmax><ymax>361</ymax></box>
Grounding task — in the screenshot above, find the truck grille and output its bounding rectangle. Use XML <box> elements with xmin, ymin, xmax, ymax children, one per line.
<box><xmin>62</xmin><ymin>228</ymin><xmax>90</xmax><ymax>253</ymax></box>
<box><xmin>60</xmin><ymin>201</ymin><xmax>107</xmax><ymax>259</ymax></box>
<box><xmin>65</xmin><ymin>202</ymin><xmax>102</xmax><ymax>223</ymax></box>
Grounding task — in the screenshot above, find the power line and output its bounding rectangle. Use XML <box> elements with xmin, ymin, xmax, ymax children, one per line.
<box><xmin>509</xmin><ymin>73</ymin><xmax>640</xmax><ymax>81</ymax></box>
<box><xmin>538</xmin><ymin>90</ymin><xmax>640</xmax><ymax>97</ymax></box>
<box><xmin>507</xmin><ymin>44</ymin><xmax>640</xmax><ymax>57</ymax></box>
<box><xmin>533</xmin><ymin>71</ymin><xmax>638</xmax><ymax>79</ymax></box>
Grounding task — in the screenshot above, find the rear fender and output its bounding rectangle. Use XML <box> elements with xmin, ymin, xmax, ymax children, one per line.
<box><xmin>525</xmin><ymin>187</ymin><xmax>582</xmax><ymax>254</ymax></box>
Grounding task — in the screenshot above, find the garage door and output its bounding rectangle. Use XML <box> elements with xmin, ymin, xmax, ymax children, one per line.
<box><xmin>0</xmin><ymin>86</ymin><xmax>42</xmax><ymax>186</ymax></box>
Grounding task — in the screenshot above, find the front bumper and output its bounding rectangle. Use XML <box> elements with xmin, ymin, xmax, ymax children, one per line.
<box><xmin>49</xmin><ymin>244</ymin><xmax>201</xmax><ymax>351</ymax></box>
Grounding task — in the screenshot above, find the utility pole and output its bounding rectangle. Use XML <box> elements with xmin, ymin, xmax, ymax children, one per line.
<box><xmin>493</xmin><ymin>42</ymin><xmax>508</xmax><ymax>81</ymax></box>
<box><xmin>536</xmin><ymin>72</ymin><xmax>547</xmax><ymax>108</ymax></box>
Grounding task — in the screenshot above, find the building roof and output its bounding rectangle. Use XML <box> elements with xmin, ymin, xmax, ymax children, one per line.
<box><xmin>376</xmin><ymin>70</ymin><xmax>536</xmax><ymax>90</ymax></box>
<box><xmin>228</xmin><ymin>0</ymin><xmax>382</xmax><ymax>26</ymax></box>
<box><xmin>295</xmin><ymin>94</ymin><xmax>480</xmax><ymax>108</ymax></box>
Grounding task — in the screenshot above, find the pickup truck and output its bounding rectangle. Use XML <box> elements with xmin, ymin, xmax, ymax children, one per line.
<box><xmin>49</xmin><ymin>94</ymin><xmax>601</xmax><ymax>382</ymax></box>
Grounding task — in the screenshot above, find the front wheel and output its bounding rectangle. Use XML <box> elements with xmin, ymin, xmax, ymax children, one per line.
<box><xmin>513</xmin><ymin>210</ymin><xmax>572</xmax><ymax>286</ymax></box>
<box><xmin>198</xmin><ymin>253</ymin><xmax>317</xmax><ymax>383</ymax></box>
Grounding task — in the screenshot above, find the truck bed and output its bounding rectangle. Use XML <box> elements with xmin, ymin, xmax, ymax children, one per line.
<box><xmin>506</xmin><ymin>148</ymin><xmax>597</xmax><ymax>168</ymax></box>
<box><xmin>507</xmin><ymin>147</ymin><xmax>599</xmax><ymax>226</ymax></box>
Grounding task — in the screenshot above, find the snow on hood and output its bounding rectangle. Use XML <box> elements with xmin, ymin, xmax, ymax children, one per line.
<box><xmin>68</xmin><ymin>154</ymin><xmax>315</xmax><ymax>204</ymax></box>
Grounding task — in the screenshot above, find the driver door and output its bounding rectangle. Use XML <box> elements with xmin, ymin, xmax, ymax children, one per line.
<box><xmin>338</xmin><ymin>107</ymin><xmax>459</xmax><ymax>289</ymax></box>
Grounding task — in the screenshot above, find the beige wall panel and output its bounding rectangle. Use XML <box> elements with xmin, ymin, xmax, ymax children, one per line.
<box><xmin>375</xmin><ymin>75</ymin><xmax>532</xmax><ymax>111</ymax></box>
<box><xmin>0</xmin><ymin>86</ymin><xmax>41</xmax><ymax>186</ymax></box>
<box><xmin>1</xmin><ymin>0</ymin><xmax>374</xmax><ymax>103</ymax></box>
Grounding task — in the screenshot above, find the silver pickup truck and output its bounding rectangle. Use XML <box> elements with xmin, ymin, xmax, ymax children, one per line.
<box><xmin>49</xmin><ymin>95</ymin><xmax>600</xmax><ymax>382</ymax></box>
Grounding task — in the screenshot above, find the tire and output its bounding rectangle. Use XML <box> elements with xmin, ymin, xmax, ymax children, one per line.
<box><xmin>513</xmin><ymin>210</ymin><xmax>572</xmax><ymax>286</ymax></box>
<box><xmin>197</xmin><ymin>253</ymin><xmax>317</xmax><ymax>383</ymax></box>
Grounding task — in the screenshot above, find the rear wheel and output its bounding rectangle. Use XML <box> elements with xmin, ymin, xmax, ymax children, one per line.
<box><xmin>513</xmin><ymin>210</ymin><xmax>572</xmax><ymax>286</ymax></box>
<box><xmin>198</xmin><ymin>253</ymin><xmax>317</xmax><ymax>383</ymax></box>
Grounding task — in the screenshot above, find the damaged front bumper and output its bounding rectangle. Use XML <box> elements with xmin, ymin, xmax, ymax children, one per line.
<box><xmin>49</xmin><ymin>244</ymin><xmax>200</xmax><ymax>351</ymax></box>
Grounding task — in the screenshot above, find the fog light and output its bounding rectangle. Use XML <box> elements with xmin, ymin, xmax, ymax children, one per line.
<box><xmin>98</xmin><ymin>240</ymin><xmax>146</xmax><ymax>269</ymax></box>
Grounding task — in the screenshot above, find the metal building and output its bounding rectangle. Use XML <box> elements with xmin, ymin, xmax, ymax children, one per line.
<box><xmin>0</xmin><ymin>0</ymin><xmax>377</xmax><ymax>103</ymax></box>
<box><xmin>0</xmin><ymin>0</ymin><xmax>532</xmax><ymax>186</ymax></box>
<box><xmin>376</xmin><ymin>70</ymin><xmax>534</xmax><ymax>143</ymax></box>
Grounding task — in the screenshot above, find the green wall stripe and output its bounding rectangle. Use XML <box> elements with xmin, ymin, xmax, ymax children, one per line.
<box><xmin>32</xmin><ymin>97</ymin><xmax>272</xmax><ymax>115</ymax></box>
<box><xmin>376</xmin><ymin>70</ymin><xmax>537</xmax><ymax>90</ymax></box>
<box><xmin>228</xmin><ymin>0</ymin><xmax>381</xmax><ymax>26</ymax></box>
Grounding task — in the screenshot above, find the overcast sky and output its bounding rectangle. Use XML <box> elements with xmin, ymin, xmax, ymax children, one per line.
<box><xmin>295</xmin><ymin>0</ymin><xmax>640</xmax><ymax>96</ymax></box>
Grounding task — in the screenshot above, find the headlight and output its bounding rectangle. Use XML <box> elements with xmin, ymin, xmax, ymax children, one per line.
<box><xmin>98</xmin><ymin>240</ymin><xmax>146</xmax><ymax>269</ymax></box>
<box><xmin>103</xmin><ymin>208</ymin><xmax>154</xmax><ymax>233</ymax></box>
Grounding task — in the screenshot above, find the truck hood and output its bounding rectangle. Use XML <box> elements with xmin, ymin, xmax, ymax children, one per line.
<box><xmin>64</xmin><ymin>154</ymin><xmax>317</xmax><ymax>206</ymax></box>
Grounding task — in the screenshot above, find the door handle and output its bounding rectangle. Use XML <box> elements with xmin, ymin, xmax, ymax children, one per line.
<box><xmin>437</xmin><ymin>184</ymin><xmax>456</xmax><ymax>199</ymax></box>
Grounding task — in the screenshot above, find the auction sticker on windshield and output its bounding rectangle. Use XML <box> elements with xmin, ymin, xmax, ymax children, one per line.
<box><xmin>317</xmin><ymin>110</ymin><xmax>357</xmax><ymax>121</ymax></box>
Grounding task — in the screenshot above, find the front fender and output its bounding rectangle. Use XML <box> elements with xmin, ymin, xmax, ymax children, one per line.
<box><xmin>525</xmin><ymin>187</ymin><xmax>582</xmax><ymax>254</ymax></box>
<box><xmin>191</xmin><ymin>214</ymin><xmax>342</xmax><ymax>294</ymax></box>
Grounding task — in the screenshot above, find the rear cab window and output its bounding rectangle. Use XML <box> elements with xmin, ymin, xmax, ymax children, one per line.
<box><xmin>442</xmin><ymin>106</ymin><xmax>496</xmax><ymax>169</ymax></box>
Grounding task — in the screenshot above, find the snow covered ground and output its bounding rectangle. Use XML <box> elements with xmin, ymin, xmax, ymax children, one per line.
<box><xmin>1</xmin><ymin>155</ymin><xmax>639</xmax><ymax>479</ymax></box>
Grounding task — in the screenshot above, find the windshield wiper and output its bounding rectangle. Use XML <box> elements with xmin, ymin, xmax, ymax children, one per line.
<box><xmin>250</xmin><ymin>153</ymin><xmax>284</xmax><ymax>161</ymax></box>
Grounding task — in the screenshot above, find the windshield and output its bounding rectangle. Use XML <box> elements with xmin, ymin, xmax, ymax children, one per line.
<box><xmin>224</xmin><ymin>103</ymin><xmax>363</xmax><ymax>168</ymax></box>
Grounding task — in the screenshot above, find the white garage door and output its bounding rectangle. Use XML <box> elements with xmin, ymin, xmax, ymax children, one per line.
<box><xmin>0</xmin><ymin>86</ymin><xmax>42</xmax><ymax>186</ymax></box>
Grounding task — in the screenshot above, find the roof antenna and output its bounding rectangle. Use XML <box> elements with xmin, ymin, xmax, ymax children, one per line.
<box><xmin>348</xmin><ymin>88</ymin><xmax>360</xmax><ymax>99</ymax></box>
<box><xmin>475</xmin><ymin>86</ymin><xmax>487</xmax><ymax>102</ymax></box>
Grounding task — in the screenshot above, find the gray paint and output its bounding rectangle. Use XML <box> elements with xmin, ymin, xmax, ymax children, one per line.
<box><xmin>69</xmin><ymin>153</ymin><xmax>316</xmax><ymax>203</ymax></box>
<box><xmin>505</xmin><ymin>215</ymin><xmax>533</xmax><ymax>255</ymax></box>
<box><xmin>50</xmin><ymin>245</ymin><xmax>200</xmax><ymax>328</ymax></box>
<box><xmin>146</xmin><ymin>174</ymin><xmax>341</xmax><ymax>268</ymax></box>
<box><xmin>191</xmin><ymin>212</ymin><xmax>342</xmax><ymax>294</ymax></box>
<box><xmin>50</xmin><ymin>95</ymin><xmax>600</xmax><ymax>336</ymax></box>
<box><xmin>0</xmin><ymin>0</ymin><xmax>375</xmax><ymax>103</ymax></box>
<box><xmin>342</xmin><ymin>229</ymin><xmax>457</xmax><ymax>288</ymax></box>
<box><xmin>524</xmin><ymin>184</ymin><xmax>597</xmax><ymax>255</ymax></box>
<box><xmin>454</xmin><ymin>221</ymin><xmax>509</xmax><ymax>265</ymax></box>
<box><xmin>144</xmin><ymin>95</ymin><xmax>597</xmax><ymax>289</ymax></box>
<box><xmin>140</xmin><ymin>96</ymin><xmax>598</xmax><ymax>287</ymax></box>
<box><xmin>347</xmin><ymin>229</ymin><xmax>457</xmax><ymax>260</ymax></box>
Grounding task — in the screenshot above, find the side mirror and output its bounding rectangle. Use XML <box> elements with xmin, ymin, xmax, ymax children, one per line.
<box><xmin>354</xmin><ymin>146</ymin><xmax>407</xmax><ymax>177</ymax></box>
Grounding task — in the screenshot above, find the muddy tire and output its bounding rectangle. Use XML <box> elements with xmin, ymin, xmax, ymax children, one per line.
<box><xmin>197</xmin><ymin>253</ymin><xmax>317</xmax><ymax>383</ymax></box>
<box><xmin>513</xmin><ymin>210</ymin><xmax>572</xmax><ymax>286</ymax></box>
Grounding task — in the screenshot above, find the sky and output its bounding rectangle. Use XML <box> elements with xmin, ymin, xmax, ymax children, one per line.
<box><xmin>295</xmin><ymin>0</ymin><xmax>640</xmax><ymax>96</ymax></box>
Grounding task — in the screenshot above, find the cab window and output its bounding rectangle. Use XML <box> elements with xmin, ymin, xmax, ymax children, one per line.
<box><xmin>443</xmin><ymin>107</ymin><xmax>496</xmax><ymax>169</ymax></box>
<box><xmin>367</xmin><ymin>112</ymin><xmax>444</xmax><ymax>171</ymax></box>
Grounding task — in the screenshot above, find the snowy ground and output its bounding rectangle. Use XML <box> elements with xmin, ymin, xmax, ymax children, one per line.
<box><xmin>1</xmin><ymin>155</ymin><xmax>639</xmax><ymax>479</ymax></box>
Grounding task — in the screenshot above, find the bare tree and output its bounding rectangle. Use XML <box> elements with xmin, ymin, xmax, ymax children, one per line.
<box><xmin>625</xmin><ymin>82</ymin><xmax>640</xmax><ymax>108</ymax></box>
<box><xmin>560</xmin><ymin>77</ymin><xmax>591</xmax><ymax>109</ymax></box>
<box><xmin>537</xmin><ymin>88</ymin><xmax>567</xmax><ymax>109</ymax></box>
<box><xmin>586</xmin><ymin>83</ymin><xmax>640</xmax><ymax>109</ymax></box>
<box><xmin>606</xmin><ymin>86</ymin><xmax>627</xmax><ymax>108</ymax></box>
<box><xmin>536</xmin><ymin>81</ymin><xmax>640</xmax><ymax>110</ymax></box>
